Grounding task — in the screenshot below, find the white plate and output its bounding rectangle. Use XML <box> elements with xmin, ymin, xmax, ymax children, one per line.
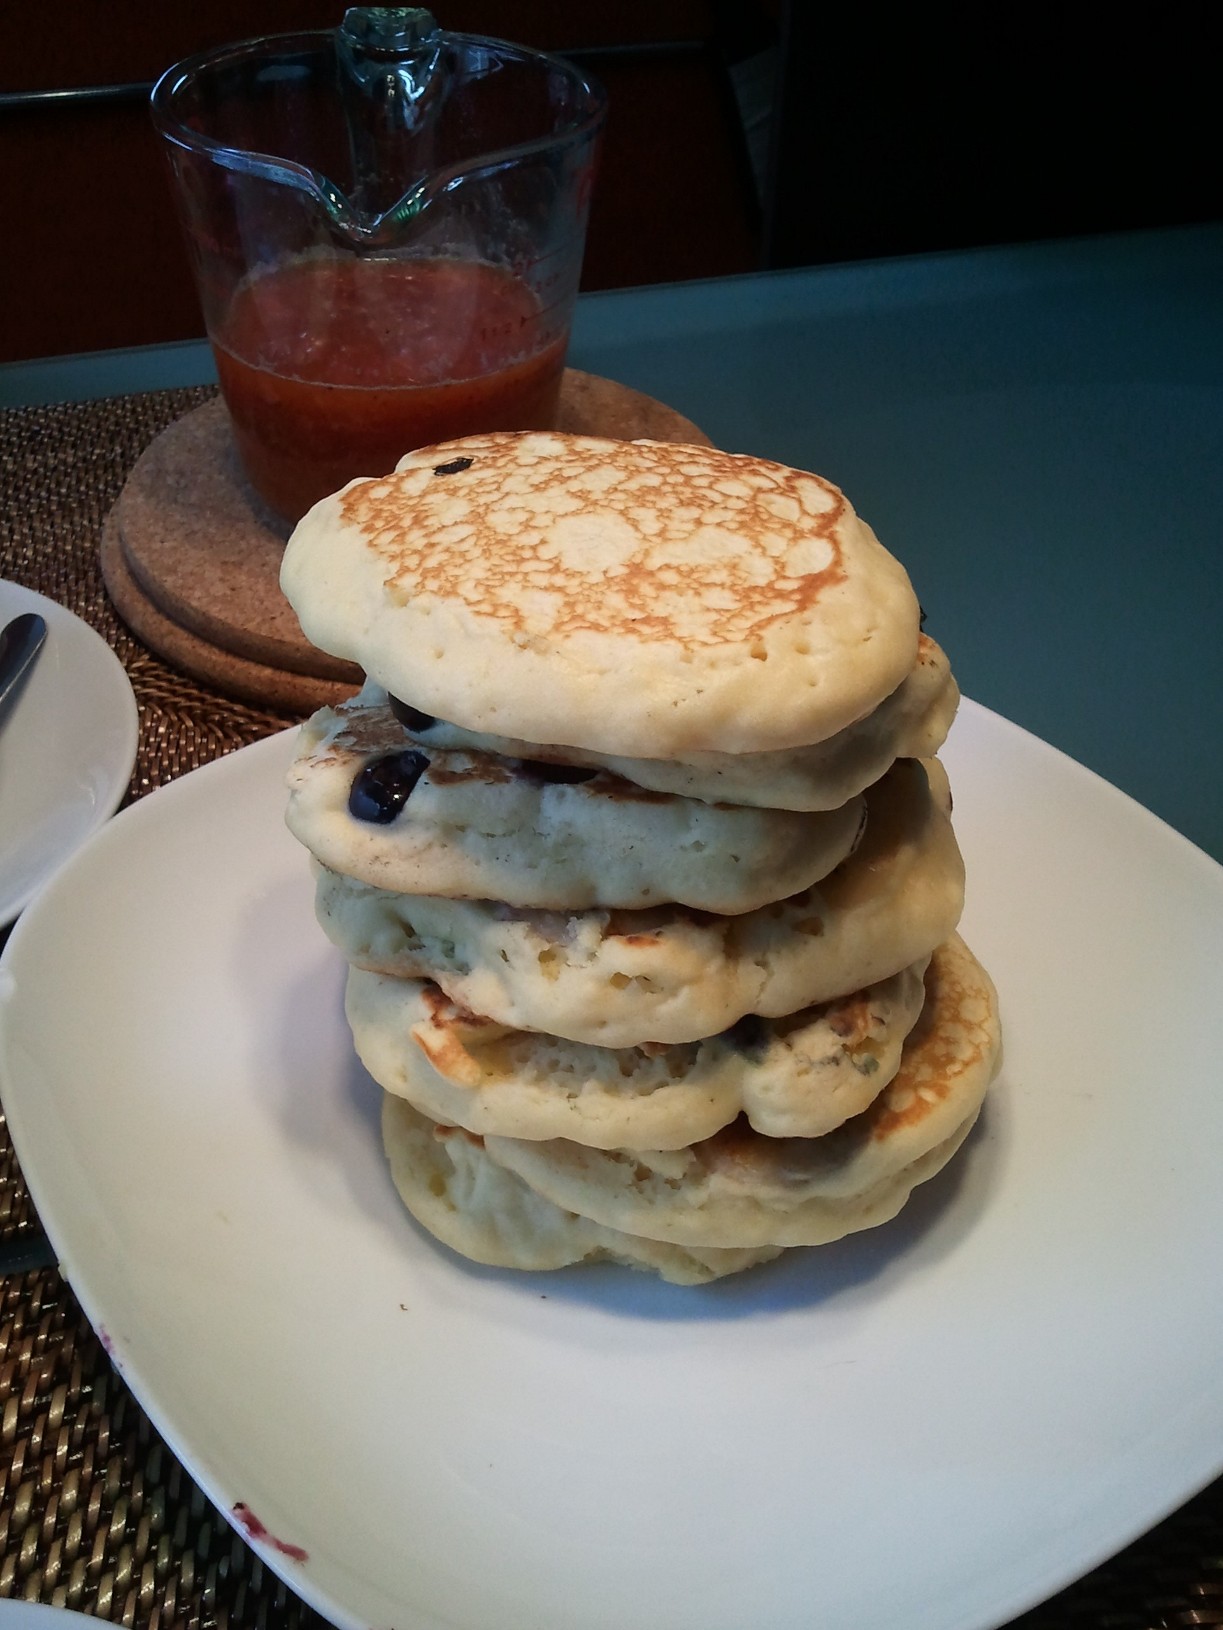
<box><xmin>0</xmin><ymin>580</ymin><xmax>138</xmax><ymax>925</ymax></box>
<box><xmin>2</xmin><ymin>700</ymin><xmax>1223</xmax><ymax>1630</ymax></box>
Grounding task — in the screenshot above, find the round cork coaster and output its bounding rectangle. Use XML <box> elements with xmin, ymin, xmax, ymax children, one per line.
<box><xmin>100</xmin><ymin>510</ymin><xmax>356</xmax><ymax>715</ymax></box>
<box><xmin>101</xmin><ymin>371</ymin><xmax>710</xmax><ymax>714</ymax></box>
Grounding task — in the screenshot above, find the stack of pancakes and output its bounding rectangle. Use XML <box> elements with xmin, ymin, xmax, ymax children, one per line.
<box><xmin>280</xmin><ymin>432</ymin><xmax>1001</xmax><ymax>1284</ymax></box>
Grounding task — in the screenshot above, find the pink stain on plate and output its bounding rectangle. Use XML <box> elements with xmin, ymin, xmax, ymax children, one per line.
<box><xmin>232</xmin><ymin>1501</ymin><xmax>310</xmax><ymax>1563</ymax></box>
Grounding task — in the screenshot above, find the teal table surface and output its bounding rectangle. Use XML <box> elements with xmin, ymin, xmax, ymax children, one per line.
<box><xmin>3</xmin><ymin>223</ymin><xmax>1221</xmax><ymax>864</ymax></box>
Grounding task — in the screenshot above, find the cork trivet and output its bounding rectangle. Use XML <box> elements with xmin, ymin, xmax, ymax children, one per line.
<box><xmin>100</xmin><ymin>509</ymin><xmax>358</xmax><ymax>713</ymax></box>
<box><xmin>103</xmin><ymin>369</ymin><xmax>711</xmax><ymax>711</ymax></box>
<box><xmin>554</xmin><ymin>367</ymin><xmax>711</xmax><ymax>444</ymax></box>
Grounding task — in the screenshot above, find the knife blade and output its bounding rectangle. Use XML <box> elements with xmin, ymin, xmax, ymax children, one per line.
<box><xmin>0</xmin><ymin>611</ymin><xmax>48</xmax><ymax>723</ymax></box>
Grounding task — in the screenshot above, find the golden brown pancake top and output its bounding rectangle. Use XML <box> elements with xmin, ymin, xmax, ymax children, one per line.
<box><xmin>339</xmin><ymin>435</ymin><xmax>849</xmax><ymax>647</ymax></box>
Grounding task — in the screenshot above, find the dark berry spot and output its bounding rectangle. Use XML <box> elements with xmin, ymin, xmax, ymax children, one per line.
<box><xmin>517</xmin><ymin>759</ymin><xmax>599</xmax><ymax>785</ymax></box>
<box><xmin>433</xmin><ymin>457</ymin><xmax>474</xmax><ymax>475</ymax></box>
<box><xmin>388</xmin><ymin>695</ymin><xmax>438</xmax><ymax>733</ymax></box>
<box><xmin>348</xmin><ymin>750</ymin><xmax>429</xmax><ymax>823</ymax></box>
<box><xmin>723</xmin><ymin>1014</ymin><xmax>767</xmax><ymax>1054</ymax></box>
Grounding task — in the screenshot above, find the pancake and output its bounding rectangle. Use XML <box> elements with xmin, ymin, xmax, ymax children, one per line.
<box><xmin>314</xmin><ymin>756</ymin><xmax>965</xmax><ymax>1046</ymax></box>
<box><xmin>286</xmin><ymin>686</ymin><xmax>867</xmax><ymax>912</ymax></box>
<box><xmin>346</xmin><ymin>958</ymin><xmax>929</xmax><ymax>1149</ymax></box>
<box><xmin>280</xmin><ymin>432</ymin><xmax>921</xmax><ymax>758</ymax></box>
<box><xmin>381</xmin><ymin>1096</ymin><xmax>783</xmax><ymax>1285</ymax></box>
<box><xmin>385</xmin><ymin>633</ymin><xmax>959</xmax><ymax>812</ymax></box>
<box><xmin>480</xmin><ymin>934</ymin><xmax>1000</xmax><ymax>1250</ymax></box>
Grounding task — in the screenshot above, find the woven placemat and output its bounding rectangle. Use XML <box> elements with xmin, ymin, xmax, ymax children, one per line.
<box><xmin>2</xmin><ymin>391</ymin><xmax>1222</xmax><ymax>1630</ymax></box>
<box><xmin>1</xmin><ymin>390</ymin><xmax>323</xmax><ymax>1630</ymax></box>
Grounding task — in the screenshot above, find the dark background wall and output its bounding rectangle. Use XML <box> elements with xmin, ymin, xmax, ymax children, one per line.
<box><xmin>0</xmin><ymin>2</ymin><xmax>1217</xmax><ymax>364</ymax></box>
<box><xmin>763</xmin><ymin>7</ymin><xmax>1221</xmax><ymax>269</ymax></box>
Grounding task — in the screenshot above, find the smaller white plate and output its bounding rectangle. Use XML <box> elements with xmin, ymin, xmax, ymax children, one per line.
<box><xmin>0</xmin><ymin>1607</ymin><xmax>103</xmax><ymax>1630</ymax></box>
<box><xmin>0</xmin><ymin>581</ymin><xmax>138</xmax><ymax>926</ymax></box>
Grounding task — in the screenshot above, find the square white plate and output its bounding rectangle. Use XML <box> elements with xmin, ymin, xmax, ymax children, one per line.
<box><xmin>2</xmin><ymin>701</ymin><xmax>1222</xmax><ymax>1630</ymax></box>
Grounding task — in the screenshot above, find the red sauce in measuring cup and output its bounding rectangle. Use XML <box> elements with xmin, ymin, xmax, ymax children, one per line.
<box><xmin>212</xmin><ymin>255</ymin><xmax>568</xmax><ymax>524</ymax></box>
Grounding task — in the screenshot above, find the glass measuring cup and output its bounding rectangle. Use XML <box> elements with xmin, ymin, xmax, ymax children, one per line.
<box><xmin>152</xmin><ymin>9</ymin><xmax>606</xmax><ymax>525</ymax></box>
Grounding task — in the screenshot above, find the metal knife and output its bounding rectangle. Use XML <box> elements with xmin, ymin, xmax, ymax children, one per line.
<box><xmin>0</xmin><ymin>611</ymin><xmax>48</xmax><ymax>723</ymax></box>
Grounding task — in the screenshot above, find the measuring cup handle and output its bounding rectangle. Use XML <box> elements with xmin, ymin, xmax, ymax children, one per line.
<box><xmin>337</xmin><ymin>6</ymin><xmax>446</xmax><ymax>215</ymax></box>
